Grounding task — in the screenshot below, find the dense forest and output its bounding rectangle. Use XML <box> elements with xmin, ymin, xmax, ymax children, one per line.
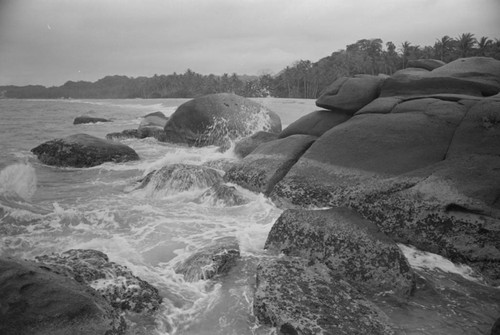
<box><xmin>2</xmin><ymin>33</ymin><xmax>499</xmax><ymax>99</ymax></box>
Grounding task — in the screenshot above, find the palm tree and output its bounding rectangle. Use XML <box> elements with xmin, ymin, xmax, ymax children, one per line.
<box><xmin>476</xmin><ymin>36</ymin><xmax>493</xmax><ymax>56</ymax></box>
<box><xmin>435</xmin><ymin>35</ymin><xmax>453</xmax><ymax>61</ymax></box>
<box><xmin>456</xmin><ymin>33</ymin><xmax>477</xmax><ymax>58</ymax></box>
<box><xmin>400</xmin><ymin>41</ymin><xmax>411</xmax><ymax>68</ymax></box>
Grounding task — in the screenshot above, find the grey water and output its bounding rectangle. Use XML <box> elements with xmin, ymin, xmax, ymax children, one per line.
<box><xmin>0</xmin><ymin>98</ymin><xmax>498</xmax><ymax>334</ymax></box>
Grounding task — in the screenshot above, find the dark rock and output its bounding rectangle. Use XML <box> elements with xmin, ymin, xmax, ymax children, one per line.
<box><xmin>163</xmin><ymin>93</ymin><xmax>281</xmax><ymax>147</ymax></box>
<box><xmin>138</xmin><ymin>111</ymin><xmax>169</xmax><ymax>141</ymax></box>
<box><xmin>278</xmin><ymin>109</ymin><xmax>351</xmax><ymax>138</ymax></box>
<box><xmin>225</xmin><ymin>135</ymin><xmax>316</xmax><ymax>195</ymax></box>
<box><xmin>316</xmin><ymin>75</ymin><xmax>385</xmax><ymax>113</ymax></box>
<box><xmin>407</xmin><ymin>59</ymin><xmax>446</xmax><ymax>71</ymax></box>
<box><xmin>174</xmin><ymin>237</ymin><xmax>240</xmax><ymax>282</ymax></box>
<box><xmin>73</xmin><ymin>116</ymin><xmax>111</xmax><ymax>124</ymax></box>
<box><xmin>265</xmin><ymin>208</ymin><xmax>415</xmax><ymax>297</ymax></box>
<box><xmin>35</xmin><ymin>249</ymin><xmax>162</xmax><ymax>314</ymax></box>
<box><xmin>254</xmin><ymin>257</ymin><xmax>395</xmax><ymax>335</ymax></box>
<box><xmin>0</xmin><ymin>256</ymin><xmax>125</xmax><ymax>335</ymax></box>
<box><xmin>195</xmin><ymin>183</ymin><xmax>249</xmax><ymax>206</ymax></box>
<box><xmin>133</xmin><ymin>163</ymin><xmax>223</xmax><ymax>194</ymax></box>
<box><xmin>106</xmin><ymin>129</ymin><xmax>141</xmax><ymax>140</ymax></box>
<box><xmin>233</xmin><ymin>131</ymin><xmax>278</xmax><ymax>158</ymax></box>
<box><xmin>31</xmin><ymin>133</ymin><xmax>139</xmax><ymax>168</ymax></box>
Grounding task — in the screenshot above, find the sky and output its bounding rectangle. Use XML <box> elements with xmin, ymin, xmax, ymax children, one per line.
<box><xmin>0</xmin><ymin>0</ymin><xmax>499</xmax><ymax>86</ymax></box>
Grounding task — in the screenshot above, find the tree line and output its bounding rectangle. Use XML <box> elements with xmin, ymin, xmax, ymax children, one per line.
<box><xmin>1</xmin><ymin>33</ymin><xmax>499</xmax><ymax>100</ymax></box>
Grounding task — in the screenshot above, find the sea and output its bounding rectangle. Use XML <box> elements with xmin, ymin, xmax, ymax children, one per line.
<box><xmin>0</xmin><ymin>98</ymin><xmax>498</xmax><ymax>335</ymax></box>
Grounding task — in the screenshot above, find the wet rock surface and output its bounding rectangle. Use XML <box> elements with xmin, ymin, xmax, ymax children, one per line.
<box><xmin>265</xmin><ymin>208</ymin><xmax>415</xmax><ymax>298</ymax></box>
<box><xmin>31</xmin><ymin>133</ymin><xmax>139</xmax><ymax>168</ymax></box>
<box><xmin>174</xmin><ymin>237</ymin><xmax>240</xmax><ymax>282</ymax></box>
<box><xmin>35</xmin><ymin>249</ymin><xmax>162</xmax><ymax>314</ymax></box>
<box><xmin>254</xmin><ymin>257</ymin><xmax>396</xmax><ymax>335</ymax></box>
<box><xmin>0</xmin><ymin>256</ymin><xmax>126</xmax><ymax>335</ymax></box>
<box><xmin>74</xmin><ymin>116</ymin><xmax>111</xmax><ymax>124</ymax></box>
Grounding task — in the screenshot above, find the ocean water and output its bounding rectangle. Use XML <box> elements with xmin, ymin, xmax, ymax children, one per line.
<box><xmin>0</xmin><ymin>98</ymin><xmax>498</xmax><ymax>334</ymax></box>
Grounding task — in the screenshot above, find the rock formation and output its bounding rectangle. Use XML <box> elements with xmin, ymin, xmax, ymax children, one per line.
<box><xmin>74</xmin><ymin>116</ymin><xmax>111</xmax><ymax>124</ymax></box>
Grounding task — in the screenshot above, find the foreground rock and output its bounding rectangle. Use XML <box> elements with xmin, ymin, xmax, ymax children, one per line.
<box><xmin>233</xmin><ymin>131</ymin><xmax>278</xmax><ymax>158</ymax></box>
<box><xmin>0</xmin><ymin>256</ymin><xmax>125</xmax><ymax>335</ymax></box>
<box><xmin>31</xmin><ymin>133</ymin><xmax>139</xmax><ymax>168</ymax></box>
<box><xmin>265</xmin><ymin>208</ymin><xmax>415</xmax><ymax>297</ymax></box>
<box><xmin>163</xmin><ymin>93</ymin><xmax>281</xmax><ymax>147</ymax></box>
<box><xmin>74</xmin><ymin>116</ymin><xmax>111</xmax><ymax>124</ymax></box>
<box><xmin>254</xmin><ymin>257</ymin><xmax>395</xmax><ymax>335</ymax></box>
<box><xmin>36</xmin><ymin>249</ymin><xmax>162</xmax><ymax>313</ymax></box>
<box><xmin>225</xmin><ymin>134</ymin><xmax>316</xmax><ymax>195</ymax></box>
<box><xmin>174</xmin><ymin>237</ymin><xmax>240</xmax><ymax>282</ymax></box>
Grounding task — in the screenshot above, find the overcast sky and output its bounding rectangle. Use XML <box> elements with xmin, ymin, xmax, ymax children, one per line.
<box><xmin>0</xmin><ymin>0</ymin><xmax>499</xmax><ymax>86</ymax></box>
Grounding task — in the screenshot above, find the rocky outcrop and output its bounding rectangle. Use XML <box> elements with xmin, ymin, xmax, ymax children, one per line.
<box><xmin>278</xmin><ymin>109</ymin><xmax>351</xmax><ymax>138</ymax></box>
<box><xmin>253</xmin><ymin>257</ymin><xmax>396</xmax><ymax>335</ymax></box>
<box><xmin>407</xmin><ymin>58</ymin><xmax>445</xmax><ymax>71</ymax></box>
<box><xmin>316</xmin><ymin>75</ymin><xmax>386</xmax><ymax>113</ymax></box>
<box><xmin>31</xmin><ymin>133</ymin><xmax>139</xmax><ymax>168</ymax></box>
<box><xmin>265</xmin><ymin>208</ymin><xmax>415</xmax><ymax>298</ymax></box>
<box><xmin>225</xmin><ymin>134</ymin><xmax>316</xmax><ymax>195</ymax></box>
<box><xmin>132</xmin><ymin>163</ymin><xmax>223</xmax><ymax>195</ymax></box>
<box><xmin>0</xmin><ymin>256</ymin><xmax>126</xmax><ymax>335</ymax></box>
<box><xmin>73</xmin><ymin>116</ymin><xmax>111</xmax><ymax>124</ymax></box>
<box><xmin>174</xmin><ymin>237</ymin><xmax>240</xmax><ymax>281</ymax></box>
<box><xmin>35</xmin><ymin>249</ymin><xmax>162</xmax><ymax>314</ymax></box>
<box><xmin>233</xmin><ymin>131</ymin><xmax>278</xmax><ymax>158</ymax></box>
<box><xmin>163</xmin><ymin>93</ymin><xmax>281</xmax><ymax>147</ymax></box>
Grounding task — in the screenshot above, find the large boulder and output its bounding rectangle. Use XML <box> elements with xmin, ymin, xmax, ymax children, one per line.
<box><xmin>407</xmin><ymin>59</ymin><xmax>446</xmax><ymax>71</ymax></box>
<box><xmin>174</xmin><ymin>237</ymin><xmax>240</xmax><ymax>282</ymax></box>
<box><xmin>431</xmin><ymin>57</ymin><xmax>500</xmax><ymax>88</ymax></box>
<box><xmin>265</xmin><ymin>208</ymin><xmax>415</xmax><ymax>297</ymax></box>
<box><xmin>163</xmin><ymin>93</ymin><xmax>281</xmax><ymax>147</ymax></box>
<box><xmin>225</xmin><ymin>134</ymin><xmax>316</xmax><ymax>195</ymax></box>
<box><xmin>31</xmin><ymin>133</ymin><xmax>139</xmax><ymax>168</ymax></box>
<box><xmin>233</xmin><ymin>131</ymin><xmax>278</xmax><ymax>158</ymax></box>
<box><xmin>278</xmin><ymin>109</ymin><xmax>351</xmax><ymax>138</ymax></box>
<box><xmin>0</xmin><ymin>256</ymin><xmax>125</xmax><ymax>335</ymax></box>
<box><xmin>254</xmin><ymin>257</ymin><xmax>396</xmax><ymax>335</ymax></box>
<box><xmin>73</xmin><ymin>116</ymin><xmax>111</xmax><ymax>125</ymax></box>
<box><xmin>35</xmin><ymin>249</ymin><xmax>162</xmax><ymax>314</ymax></box>
<box><xmin>316</xmin><ymin>75</ymin><xmax>386</xmax><ymax>113</ymax></box>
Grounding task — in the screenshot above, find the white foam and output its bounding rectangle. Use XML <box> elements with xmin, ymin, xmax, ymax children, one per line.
<box><xmin>0</xmin><ymin>163</ymin><xmax>37</xmax><ymax>200</ymax></box>
<box><xmin>398</xmin><ymin>244</ymin><xmax>485</xmax><ymax>283</ymax></box>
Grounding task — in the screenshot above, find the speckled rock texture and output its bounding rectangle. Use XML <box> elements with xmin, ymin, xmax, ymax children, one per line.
<box><xmin>225</xmin><ymin>134</ymin><xmax>316</xmax><ymax>195</ymax></box>
<box><xmin>253</xmin><ymin>257</ymin><xmax>396</xmax><ymax>335</ymax></box>
<box><xmin>265</xmin><ymin>208</ymin><xmax>415</xmax><ymax>298</ymax></box>
<box><xmin>174</xmin><ymin>237</ymin><xmax>240</xmax><ymax>282</ymax></box>
<box><xmin>0</xmin><ymin>256</ymin><xmax>126</xmax><ymax>335</ymax></box>
<box><xmin>31</xmin><ymin>133</ymin><xmax>139</xmax><ymax>168</ymax></box>
<box><xmin>35</xmin><ymin>249</ymin><xmax>162</xmax><ymax>314</ymax></box>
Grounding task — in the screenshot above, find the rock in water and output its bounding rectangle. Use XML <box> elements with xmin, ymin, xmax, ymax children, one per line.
<box><xmin>35</xmin><ymin>249</ymin><xmax>162</xmax><ymax>314</ymax></box>
<box><xmin>163</xmin><ymin>93</ymin><xmax>281</xmax><ymax>147</ymax></box>
<box><xmin>140</xmin><ymin>111</ymin><xmax>169</xmax><ymax>129</ymax></box>
<box><xmin>196</xmin><ymin>183</ymin><xmax>249</xmax><ymax>206</ymax></box>
<box><xmin>133</xmin><ymin>164</ymin><xmax>223</xmax><ymax>196</ymax></box>
<box><xmin>254</xmin><ymin>257</ymin><xmax>395</xmax><ymax>335</ymax></box>
<box><xmin>0</xmin><ymin>256</ymin><xmax>126</xmax><ymax>335</ymax></box>
<box><xmin>265</xmin><ymin>208</ymin><xmax>415</xmax><ymax>298</ymax></box>
<box><xmin>31</xmin><ymin>133</ymin><xmax>139</xmax><ymax>168</ymax></box>
<box><xmin>174</xmin><ymin>237</ymin><xmax>240</xmax><ymax>281</ymax></box>
<box><xmin>74</xmin><ymin>116</ymin><xmax>111</xmax><ymax>124</ymax></box>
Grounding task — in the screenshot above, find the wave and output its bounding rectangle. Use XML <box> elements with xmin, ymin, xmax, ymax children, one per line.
<box><xmin>0</xmin><ymin>163</ymin><xmax>37</xmax><ymax>200</ymax></box>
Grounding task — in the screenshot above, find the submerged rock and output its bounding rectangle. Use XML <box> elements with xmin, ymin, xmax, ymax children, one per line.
<box><xmin>174</xmin><ymin>237</ymin><xmax>240</xmax><ymax>282</ymax></box>
<box><xmin>134</xmin><ymin>163</ymin><xmax>223</xmax><ymax>195</ymax></box>
<box><xmin>0</xmin><ymin>256</ymin><xmax>126</xmax><ymax>334</ymax></box>
<box><xmin>265</xmin><ymin>208</ymin><xmax>415</xmax><ymax>298</ymax></box>
<box><xmin>31</xmin><ymin>133</ymin><xmax>139</xmax><ymax>168</ymax></box>
<box><xmin>254</xmin><ymin>257</ymin><xmax>395</xmax><ymax>335</ymax></box>
<box><xmin>195</xmin><ymin>183</ymin><xmax>249</xmax><ymax>206</ymax></box>
<box><xmin>225</xmin><ymin>134</ymin><xmax>316</xmax><ymax>195</ymax></box>
<box><xmin>163</xmin><ymin>93</ymin><xmax>281</xmax><ymax>147</ymax></box>
<box><xmin>74</xmin><ymin>116</ymin><xmax>111</xmax><ymax>124</ymax></box>
<box><xmin>36</xmin><ymin>249</ymin><xmax>162</xmax><ymax>313</ymax></box>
